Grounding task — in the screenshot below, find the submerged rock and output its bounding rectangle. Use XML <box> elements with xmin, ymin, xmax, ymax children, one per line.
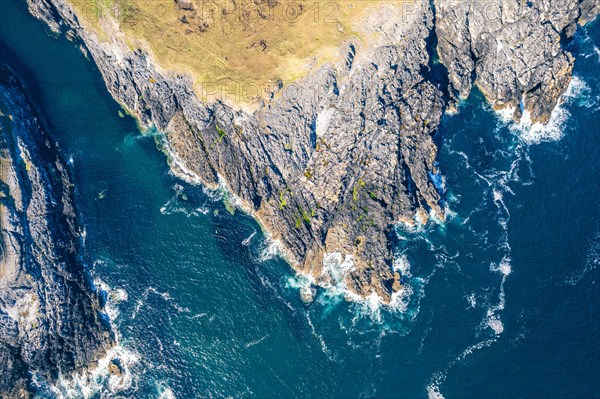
<box><xmin>300</xmin><ymin>285</ymin><xmax>316</xmax><ymax>305</ymax></box>
<box><xmin>0</xmin><ymin>65</ymin><xmax>113</xmax><ymax>395</ymax></box>
<box><xmin>25</xmin><ymin>0</ymin><xmax>598</xmax><ymax>304</ymax></box>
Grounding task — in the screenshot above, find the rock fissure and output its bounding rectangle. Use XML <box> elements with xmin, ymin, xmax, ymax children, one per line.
<box><xmin>1</xmin><ymin>65</ymin><xmax>113</xmax><ymax>396</ymax></box>
<box><xmin>23</xmin><ymin>0</ymin><xmax>599</xmax><ymax>305</ymax></box>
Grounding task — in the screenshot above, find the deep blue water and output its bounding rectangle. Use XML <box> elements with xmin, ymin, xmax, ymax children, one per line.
<box><xmin>1</xmin><ymin>1</ymin><xmax>599</xmax><ymax>398</ymax></box>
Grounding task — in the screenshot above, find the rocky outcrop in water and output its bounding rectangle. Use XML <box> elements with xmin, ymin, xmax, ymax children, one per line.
<box><xmin>26</xmin><ymin>0</ymin><xmax>598</xmax><ymax>304</ymax></box>
<box><xmin>0</xmin><ymin>65</ymin><xmax>113</xmax><ymax>397</ymax></box>
<box><xmin>435</xmin><ymin>0</ymin><xmax>598</xmax><ymax>123</ymax></box>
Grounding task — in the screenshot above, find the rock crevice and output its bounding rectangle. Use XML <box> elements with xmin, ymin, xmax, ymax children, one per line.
<box><xmin>0</xmin><ymin>65</ymin><xmax>113</xmax><ymax>396</ymax></box>
<box><xmin>25</xmin><ymin>0</ymin><xmax>598</xmax><ymax>303</ymax></box>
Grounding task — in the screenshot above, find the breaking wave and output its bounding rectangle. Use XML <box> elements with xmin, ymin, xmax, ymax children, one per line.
<box><xmin>160</xmin><ymin>183</ymin><xmax>210</xmax><ymax>217</ymax></box>
<box><xmin>495</xmin><ymin>76</ymin><xmax>595</xmax><ymax>144</ymax></box>
<box><xmin>45</xmin><ymin>280</ymin><xmax>139</xmax><ymax>398</ymax></box>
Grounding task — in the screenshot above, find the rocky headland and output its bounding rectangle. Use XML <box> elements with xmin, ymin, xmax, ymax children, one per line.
<box><xmin>26</xmin><ymin>0</ymin><xmax>599</xmax><ymax>305</ymax></box>
<box><xmin>0</xmin><ymin>65</ymin><xmax>113</xmax><ymax>397</ymax></box>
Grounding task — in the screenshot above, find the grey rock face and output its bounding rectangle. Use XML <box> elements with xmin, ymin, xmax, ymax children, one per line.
<box><xmin>0</xmin><ymin>65</ymin><xmax>113</xmax><ymax>396</ymax></box>
<box><xmin>26</xmin><ymin>0</ymin><xmax>597</xmax><ymax>303</ymax></box>
<box><xmin>435</xmin><ymin>0</ymin><xmax>592</xmax><ymax>123</ymax></box>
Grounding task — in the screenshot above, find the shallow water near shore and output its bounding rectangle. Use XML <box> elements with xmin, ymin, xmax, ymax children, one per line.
<box><xmin>1</xmin><ymin>1</ymin><xmax>599</xmax><ymax>397</ymax></box>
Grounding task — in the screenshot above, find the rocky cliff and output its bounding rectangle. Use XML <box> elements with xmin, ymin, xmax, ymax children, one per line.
<box><xmin>26</xmin><ymin>0</ymin><xmax>598</xmax><ymax>304</ymax></box>
<box><xmin>435</xmin><ymin>0</ymin><xmax>599</xmax><ymax>122</ymax></box>
<box><xmin>0</xmin><ymin>65</ymin><xmax>113</xmax><ymax>397</ymax></box>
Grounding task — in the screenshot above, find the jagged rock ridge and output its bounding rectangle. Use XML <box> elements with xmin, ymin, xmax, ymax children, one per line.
<box><xmin>0</xmin><ymin>65</ymin><xmax>113</xmax><ymax>397</ymax></box>
<box><xmin>26</xmin><ymin>0</ymin><xmax>599</xmax><ymax>304</ymax></box>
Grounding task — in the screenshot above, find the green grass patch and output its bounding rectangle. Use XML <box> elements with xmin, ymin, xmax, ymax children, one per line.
<box><xmin>216</xmin><ymin>125</ymin><xmax>227</xmax><ymax>143</ymax></box>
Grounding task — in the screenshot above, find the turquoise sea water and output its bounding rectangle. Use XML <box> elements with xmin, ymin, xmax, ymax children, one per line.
<box><xmin>1</xmin><ymin>1</ymin><xmax>599</xmax><ymax>397</ymax></box>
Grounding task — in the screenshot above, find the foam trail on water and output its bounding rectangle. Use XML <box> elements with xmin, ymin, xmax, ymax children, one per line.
<box><xmin>245</xmin><ymin>334</ymin><xmax>270</xmax><ymax>349</ymax></box>
<box><xmin>160</xmin><ymin>184</ymin><xmax>210</xmax><ymax>217</ymax></box>
<box><xmin>565</xmin><ymin>231</ymin><xmax>600</xmax><ymax>285</ymax></box>
<box><xmin>306</xmin><ymin>313</ymin><xmax>336</xmax><ymax>361</ymax></box>
<box><xmin>427</xmin><ymin>382</ymin><xmax>446</xmax><ymax>399</ymax></box>
<box><xmin>242</xmin><ymin>231</ymin><xmax>257</xmax><ymax>246</ymax></box>
<box><xmin>131</xmin><ymin>287</ymin><xmax>190</xmax><ymax>320</ymax></box>
<box><xmin>423</xmin><ymin>87</ymin><xmax>543</xmax><ymax>396</ymax></box>
<box><xmin>427</xmin><ymin>338</ymin><xmax>497</xmax><ymax>399</ymax></box>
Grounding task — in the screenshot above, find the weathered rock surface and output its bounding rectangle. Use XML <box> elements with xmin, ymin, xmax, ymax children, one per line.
<box><xmin>0</xmin><ymin>65</ymin><xmax>113</xmax><ymax>396</ymax></box>
<box><xmin>26</xmin><ymin>0</ymin><xmax>598</xmax><ymax>304</ymax></box>
<box><xmin>435</xmin><ymin>0</ymin><xmax>596</xmax><ymax>123</ymax></box>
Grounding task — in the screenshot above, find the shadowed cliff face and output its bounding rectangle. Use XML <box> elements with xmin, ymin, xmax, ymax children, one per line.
<box><xmin>26</xmin><ymin>0</ymin><xmax>598</xmax><ymax>304</ymax></box>
<box><xmin>0</xmin><ymin>65</ymin><xmax>113</xmax><ymax>396</ymax></box>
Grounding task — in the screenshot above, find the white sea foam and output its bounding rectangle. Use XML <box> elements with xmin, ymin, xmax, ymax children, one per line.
<box><xmin>427</xmin><ymin>383</ymin><xmax>446</xmax><ymax>399</ymax></box>
<box><xmin>496</xmin><ymin>76</ymin><xmax>592</xmax><ymax>145</ymax></box>
<box><xmin>484</xmin><ymin>258</ymin><xmax>510</xmax><ymax>335</ymax></box>
<box><xmin>393</xmin><ymin>254</ymin><xmax>411</xmax><ymax>276</ymax></box>
<box><xmin>258</xmin><ymin>235</ymin><xmax>285</xmax><ymax>262</ymax></box>
<box><xmin>423</xmin><ymin>56</ymin><xmax>587</xmax><ymax>398</ymax></box>
<box><xmin>306</xmin><ymin>313</ymin><xmax>336</xmax><ymax>361</ymax></box>
<box><xmin>582</xmin><ymin>35</ymin><xmax>600</xmax><ymax>62</ymax></box>
<box><xmin>201</xmin><ymin>183</ymin><xmax>223</xmax><ymax>202</ymax></box>
<box><xmin>519</xmin><ymin>107</ymin><xmax>567</xmax><ymax>144</ymax></box>
<box><xmin>427</xmin><ymin>337</ymin><xmax>498</xmax><ymax>398</ymax></box>
<box><xmin>49</xmin><ymin>344</ymin><xmax>139</xmax><ymax>399</ymax></box>
<box><xmin>424</xmin><ymin>142</ymin><xmax>514</xmax><ymax>388</ymax></box>
<box><xmin>491</xmin><ymin>256</ymin><xmax>512</xmax><ymax>276</ymax></box>
<box><xmin>361</xmin><ymin>258</ymin><xmax>416</xmax><ymax>316</ymax></box>
<box><xmin>111</xmin><ymin>288</ymin><xmax>128</xmax><ymax>303</ymax></box>
<box><xmin>93</xmin><ymin>279</ymin><xmax>126</xmax><ymax>322</ymax></box>
<box><xmin>286</xmin><ymin>251</ymin><xmax>420</xmax><ymax>322</ymax></box>
<box><xmin>487</xmin><ymin>316</ymin><xmax>504</xmax><ymax>335</ymax></box>
<box><xmin>160</xmin><ymin>204</ymin><xmax>210</xmax><ymax>217</ymax></box>
<box><xmin>499</xmin><ymin>259</ymin><xmax>512</xmax><ymax>276</ymax></box>
<box><xmin>160</xmin><ymin>184</ymin><xmax>210</xmax><ymax>217</ymax></box>
<box><xmin>159</xmin><ymin>136</ymin><xmax>204</xmax><ymax>185</ymax></box>
<box><xmin>322</xmin><ymin>252</ymin><xmax>356</xmax><ymax>287</ymax></box>
<box><xmin>46</xmin><ymin>279</ymin><xmax>139</xmax><ymax>398</ymax></box>
<box><xmin>242</xmin><ymin>231</ymin><xmax>257</xmax><ymax>246</ymax></box>
<box><xmin>285</xmin><ymin>273</ymin><xmax>317</xmax><ymax>304</ymax></box>
<box><xmin>563</xmin><ymin>76</ymin><xmax>594</xmax><ymax>108</ymax></box>
<box><xmin>466</xmin><ymin>293</ymin><xmax>477</xmax><ymax>309</ymax></box>
<box><xmin>245</xmin><ymin>333</ymin><xmax>270</xmax><ymax>348</ymax></box>
<box><xmin>396</xmin><ymin>213</ymin><xmax>427</xmax><ymax>234</ymax></box>
<box><xmin>286</xmin><ymin>273</ymin><xmax>316</xmax><ymax>290</ymax></box>
<box><xmin>314</xmin><ymin>252</ymin><xmax>364</xmax><ymax>308</ymax></box>
<box><xmin>157</xmin><ymin>382</ymin><xmax>177</xmax><ymax>399</ymax></box>
<box><xmin>492</xmin><ymin>189</ymin><xmax>503</xmax><ymax>203</ymax></box>
<box><xmin>131</xmin><ymin>287</ymin><xmax>190</xmax><ymax>320</ymax></box>
<box><xmin>565</xmin><ymin>232</ymin><xmax>600</xmax><ymax>285</ymax></box>
<box><xmin>460</xmin><ymin>338</ymin><xmax>498</xmax><ymax>361</ymax></box>
<box><xmin>495</xmin><ymin>101</ymin><xmax>564</xmax><ymax>144</ymax></box>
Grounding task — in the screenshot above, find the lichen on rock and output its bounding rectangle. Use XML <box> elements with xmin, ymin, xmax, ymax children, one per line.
<box><xmin>25</xmin><ymin>0</ymin><xmax>599</xmax><ymax>305</ymax></box>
